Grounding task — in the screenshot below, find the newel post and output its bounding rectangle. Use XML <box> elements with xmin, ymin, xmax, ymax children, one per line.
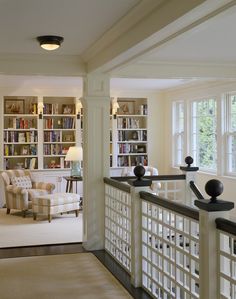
<box><xmin>195</xmin><ymin>179</ymin><xmax>234</xmax><ymax>299</ymax></box>
<box><xmin>180</xmin><ymin>156</ymin><xmax>199</xmax><ymax>206</ymax></box>
<box><xmin>128</xmin><ymin>165</ymin><xmax>152</xmax><ymax>288</ymax></box>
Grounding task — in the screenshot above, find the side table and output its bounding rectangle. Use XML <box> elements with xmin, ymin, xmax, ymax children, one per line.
<box><xmin>63</xmin><ymin>176</ymin><xmax>83</xmax><ymax>193</ymax></box>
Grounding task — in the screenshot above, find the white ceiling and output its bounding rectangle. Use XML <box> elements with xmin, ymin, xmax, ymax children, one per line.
<box><xmin>0</xmin><ymin>1</ymin><xmax>236</xmax><ymax>90</ymax></box>
<box><xmin>0</xmin><ymin>0</ymin><xmax>139</xmax><ymax>55</ymax></box>
<box><xmin>143</xmin><ymin>3</ymin><xmax>236</xmax><ymax>64</ymax></box>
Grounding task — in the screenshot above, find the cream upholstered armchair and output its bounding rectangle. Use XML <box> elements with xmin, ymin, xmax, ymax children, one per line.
<box><xmin>1</xmin><ymin>169</ymin><xmax>55</xmax><ymax>217</ymax></box>
<box><xmin>121</xmin><ymin>166</ymin><xmax>161</xmax><ymax>193</ymax></box>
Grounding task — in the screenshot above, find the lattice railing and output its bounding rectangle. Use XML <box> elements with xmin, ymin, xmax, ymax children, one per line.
<box><xmin>216</xmin><ymin>218</ymin><xmax>236</xmax><ymax>299</ymax></box>
<box><xmin>104</xmin><ymin>178</ymin><xmax>132</xmax><ymax>273</ymax></box>
<box><xmin>141</xmin><ymin>193</ymin><xmax>200</xmax><ymax>299</ymax></box>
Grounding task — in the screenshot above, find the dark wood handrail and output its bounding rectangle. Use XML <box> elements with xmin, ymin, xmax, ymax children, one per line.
<box><xmin>140</xmin><ymin>191</ymin><xmax>199</xmax><ymax>221</ymax></box>
<box><xmin>111</xmin><ymin>174</ymin><xmax>186</xmax><ymax>182</ymax></box>
<box><xmin>189</xmin><ymin>181</ymin><xmax>204</xmax><ymax>200</ymax></box>
<box><xmin>215</xmin><ymin>218</ymin><xmax>236</xmax><ymax>236</ymax></box>
<box><xmin>104</xmin><ymin>177</ymin><xmax>131</xmax><ymax>193</ymax></box>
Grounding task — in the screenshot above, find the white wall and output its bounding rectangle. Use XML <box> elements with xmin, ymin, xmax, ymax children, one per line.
<box><xmin>162</xmin><ymin>80</ymin><xmax>236</xmax><ymax>213</ymax></box>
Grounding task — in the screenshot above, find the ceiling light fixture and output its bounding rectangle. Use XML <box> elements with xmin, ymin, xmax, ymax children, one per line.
<box><xmin>37</xmin><ymin>35</ymin><xmax>64</xmax><ymax>51</ymax></box>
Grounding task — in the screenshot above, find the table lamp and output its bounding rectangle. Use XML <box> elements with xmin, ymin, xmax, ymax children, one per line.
<box><xmin>65</xmin><ymin>146</ymin><xmax>83</xmax><ymax>177</ymax></box>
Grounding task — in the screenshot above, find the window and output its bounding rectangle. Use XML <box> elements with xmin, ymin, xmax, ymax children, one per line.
<box><xmin>173</xmin><ymin>101</ymin><xmax>184</xmax><ymax>166</ymax></box>
<box><xmin>191</xmin><ymin>98</ymin><xmax>217</xmax><ymax>172</ymax></box>
<box><xmin>225</xmin><ymin>94</ymin><xmax>236</xmax><ymax>175</ymax></box>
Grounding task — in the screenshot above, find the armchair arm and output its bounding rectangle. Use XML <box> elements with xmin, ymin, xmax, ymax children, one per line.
<box><xmin>32</xmin><ymin>181</ymin><xmax>55</xmax><ymax>193</ymax></box>
<box><xmin>6</xmin><ymin>185</ymin><xmax>28</xmax><ymax>195</ymax></box>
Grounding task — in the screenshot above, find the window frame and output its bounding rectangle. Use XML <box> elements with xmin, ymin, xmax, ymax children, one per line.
<box><xmin>172</xmin><ymin>101</ymin><xmax>185</xmax><ymax>167</ymax></box>
<box><xmin>224</xmin><ymin>93</ymin><xmax>236</xmax><ymax>177</ymax></box>
<box><xmin>190</xmin><ymin>97</ymin><xmax>217</xmax><ymax>173</ymax></box>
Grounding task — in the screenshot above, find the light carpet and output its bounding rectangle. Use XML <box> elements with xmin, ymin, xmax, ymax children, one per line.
<box><xmin>0</xmin><ymin>208</ymin><xmax>83</xmax><ymax>248</ymax></box>
<box><xmin>0</xmin><ymin>252</ymin><xmax>132</xmax><ymax>299</ymax></box>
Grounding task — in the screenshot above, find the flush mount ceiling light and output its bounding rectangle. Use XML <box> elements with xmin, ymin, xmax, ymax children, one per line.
<box><xmin>37</xmin><ymin>35</ymin><xmax>64</xmax><ymax>51</ymax></box>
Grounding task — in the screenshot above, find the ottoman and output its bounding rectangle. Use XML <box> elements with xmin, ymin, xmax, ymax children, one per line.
<box><xmin>32</xmin><ymin>193</ymin><xmax>81</xmax><ymax>222</ymax></box>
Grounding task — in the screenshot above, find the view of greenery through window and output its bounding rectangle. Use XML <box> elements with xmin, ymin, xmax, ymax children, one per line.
<box><xmin>173</xmin><ymin>95</ymin><xmax>236</xmax><ymax>175</ymax></box>
<box><xmin>192</xmin><ymin>99</ymin><xmax>217</xmax><ymax>171</ymax></box>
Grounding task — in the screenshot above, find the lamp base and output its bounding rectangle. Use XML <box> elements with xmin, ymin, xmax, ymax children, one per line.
<box><xmin>71</xmin><ymin>161</ymin><xmax>81</xmax><ymax>177</ymax></box>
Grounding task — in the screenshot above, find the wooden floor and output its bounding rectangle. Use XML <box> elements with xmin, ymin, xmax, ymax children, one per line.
<box><xmin>0</xmin><ymin>243</ymin><xmax>151</xmax><ymax>299</ymax></box>
<box><xmin>0</xmin><ymin>242</ymin><xmax>85</xmax><ymax>259</ymax></box>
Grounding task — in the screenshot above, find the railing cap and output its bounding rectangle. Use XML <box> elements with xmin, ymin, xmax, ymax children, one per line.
<box><xmin>180</xmin><ymin>156</ymin><xmax>199</xmax><ymax>172</ymax></box>
<box><xmin>128</xmin><ymin>165</ymin><xmax>152</xmax><ymax>187</ymax></box>
<box><xmin>194</xmin><ymin>179</ymin><xmax>234</xmax><ymax>212</ymax></box>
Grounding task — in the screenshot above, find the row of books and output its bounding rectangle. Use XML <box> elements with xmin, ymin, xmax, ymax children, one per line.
<box><xmin>118</xmin><ymin>130</ymin><xmax>147</xmax><ymax>141</ymax></box>
<box><xmin>4</xmin><ymin>144</ymin><xmax>37</xmax><ymax>156</ymax></box>
<box><xmin>44</xmin><ymin>131</ymin><xmax>61</xmax><ymax>142</ymax></box>
<box><xmin>118</xmin><ymin>143</ymin><xmax>147</xmax><ymax>154</ymax></box>
<box><xmin>44</xmin><ymin>117</ymin><xmax>75</xmax><ymax>129</ymax></box>
<box><xmin>4</xmin><ymin>157</ymin><xmax>37</xmax><ymax>170</ymax></box>
<box><xmin>117</xmin><ymin>155</ymin><xmax>148</xmax><ymax>167</ymax></box>
<box><xmin>43</xmin><ymin>144</ymin><xmax>69</xmax><ymax>155</ymax></box>
<box><xmin>4</xmin><ymin>131</ymin><xmax>38</xmax><ymax>143</ymax></box>
<box><xmin>44</xmin><ymin>157</ymin><xmax>71</xmax><ymax>169</ymax></box>
<box><xmin>7</xmin><ymin>118</ymin><xmax>37</xmax><ymax>129</ymax></box>
<box><xmin>117</xmin><ymin>118</ymin><xmax>142</xmax><ymax>129</ymax></box>
<box><xmin>43</xmin><ymin>103</ymin><xmax>76</xmax><ymax>115</ymax></box>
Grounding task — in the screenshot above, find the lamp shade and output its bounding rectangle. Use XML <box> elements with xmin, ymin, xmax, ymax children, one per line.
<box><xmin>65</xmin><ymin>146</ymin><xmax>83</xmax><ymax>162</ymax></box>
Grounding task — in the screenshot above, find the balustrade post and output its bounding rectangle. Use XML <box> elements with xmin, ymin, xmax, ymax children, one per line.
<box><xmin>195</xmin><ymin>179</ymin><xmax>234</xmax><ymax>299</ymax></box>
<box><xmin>128</xmin><ymin>165</ymin><xmax>152</xmax><ymax>288</ymax></box>
<box><xmin>180</xmin><ymin>156</ymin><xmax>199</xmax><ymax>206</ymax></box>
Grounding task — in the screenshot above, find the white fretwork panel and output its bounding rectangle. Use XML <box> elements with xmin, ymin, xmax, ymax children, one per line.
<box><xmin>142</xmin><ymin>200</ymin><xmax>199</xmax><ymax>299</ymax></box>
<box><xmin>104</xmin><ymin>184</ymin><xmax>132</xmax><ymax>273</ymax></box>
<box><xmin>218</xmin><ymin>231</ymin><xmax>236</xmax><ymax>299</ymax></box>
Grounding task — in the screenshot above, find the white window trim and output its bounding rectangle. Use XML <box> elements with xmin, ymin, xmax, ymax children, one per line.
<box><xmin>190</xmin><ymin>97</ymin><xmax>218</xmax><ymax>173</ymax></box>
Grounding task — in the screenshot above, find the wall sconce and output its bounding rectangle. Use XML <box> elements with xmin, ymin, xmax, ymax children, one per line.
<box><xmin>112</xmin><ymin>99</ymin><xmax>119</xmax><ymax>119</ymax></box>
<box><xmin>38</xmin><ymin>102</ymin><xmax>44</xmax><ymax>119</ymax></box>
<box><xmin>77</xmin><ymin>100</ymin><xmax>83</xmax><ymax>119</ymax></box>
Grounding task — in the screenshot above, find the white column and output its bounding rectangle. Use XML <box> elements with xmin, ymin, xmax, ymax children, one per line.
<box><xmin>81</xmin><ymin>73</ymin><xmax>110</xmax><ymax>250</ymax></box>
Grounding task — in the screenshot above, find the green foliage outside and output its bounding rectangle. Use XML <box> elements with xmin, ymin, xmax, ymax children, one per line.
<box><xmin>195</xmin><ymin>99</ymin><xmax>217</xmax><ymax>170</ymax></box>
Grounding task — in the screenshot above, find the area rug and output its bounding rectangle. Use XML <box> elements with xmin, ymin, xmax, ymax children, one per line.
<box><xmin>0</xmin><ymin>252</ymin><xmax>132</xmax><ymax>299</ymax></box>
<box><xmin>0</xmin><ymin>208</ymin><xmax>83</xmax><ymax>247</ymax></box>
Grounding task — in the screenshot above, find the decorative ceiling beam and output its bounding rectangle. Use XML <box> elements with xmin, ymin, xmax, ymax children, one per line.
<box><xmin>83</xmin><ymin>0</ymin><xmax>233</xmax><ymax>74</ymax></box>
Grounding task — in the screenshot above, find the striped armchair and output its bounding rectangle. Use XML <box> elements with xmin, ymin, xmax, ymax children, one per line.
<box><xmin>1</xmin><ymin>170</ymin><xmax>55</xmax><ymax>217</ymax></box>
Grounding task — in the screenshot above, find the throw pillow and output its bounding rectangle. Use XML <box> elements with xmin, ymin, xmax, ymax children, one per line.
<box><xmin>11</xmin><ymin>176</ymin><xmax>32</xmax><ymax>189</ymax></box>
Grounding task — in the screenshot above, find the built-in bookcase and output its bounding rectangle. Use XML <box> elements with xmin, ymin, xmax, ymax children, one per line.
<box><xmin>3</xmin><ymin>96</ymin><xmax>81</xmax><ymax>170</ymax></box>
<box><xmin>42</xmin><ymin>97</ymin><xmax>78</xmax><ymax>169</ymax></box>
<box><xmin>2</xmin><ymin>96</ymin><xmax>148</xmax><ymax>170</ymax></box>
<box><xmin>3</xmin><ymin>96</ymin><xmax>39</xmax><ymax>170</ymax></box>
<box><xmin>110</xmin><ymin>97</ymin><xmax>148</xmax><ymax>167</ymax></box>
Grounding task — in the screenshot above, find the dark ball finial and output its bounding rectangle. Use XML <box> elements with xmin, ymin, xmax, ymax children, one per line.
<box><xmin>185</xmin><ymin>156</ymin><xmax>193</xmax><ymax>167</ymax></box>
<box><xmin>133</xmin><ymin>165</ymin><xmax>145</xmax><ymax>180</ymax></box>
<box><xmin>205</xmin><ymin>179</ymin><xmax>224</xmax><ymax>203</ymax></box>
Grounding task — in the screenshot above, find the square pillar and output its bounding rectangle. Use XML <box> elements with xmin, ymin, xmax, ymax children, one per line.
<box><xmin>81</xmin><ymin>73</ymin><xmax>110</xmax><ymax>250</ymax></box>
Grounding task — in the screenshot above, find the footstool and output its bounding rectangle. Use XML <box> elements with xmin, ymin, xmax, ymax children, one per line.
<box><xmin>32</xmin><ymin>193</ymin><xmax>81</xmax><ymax>222</ymax></box>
